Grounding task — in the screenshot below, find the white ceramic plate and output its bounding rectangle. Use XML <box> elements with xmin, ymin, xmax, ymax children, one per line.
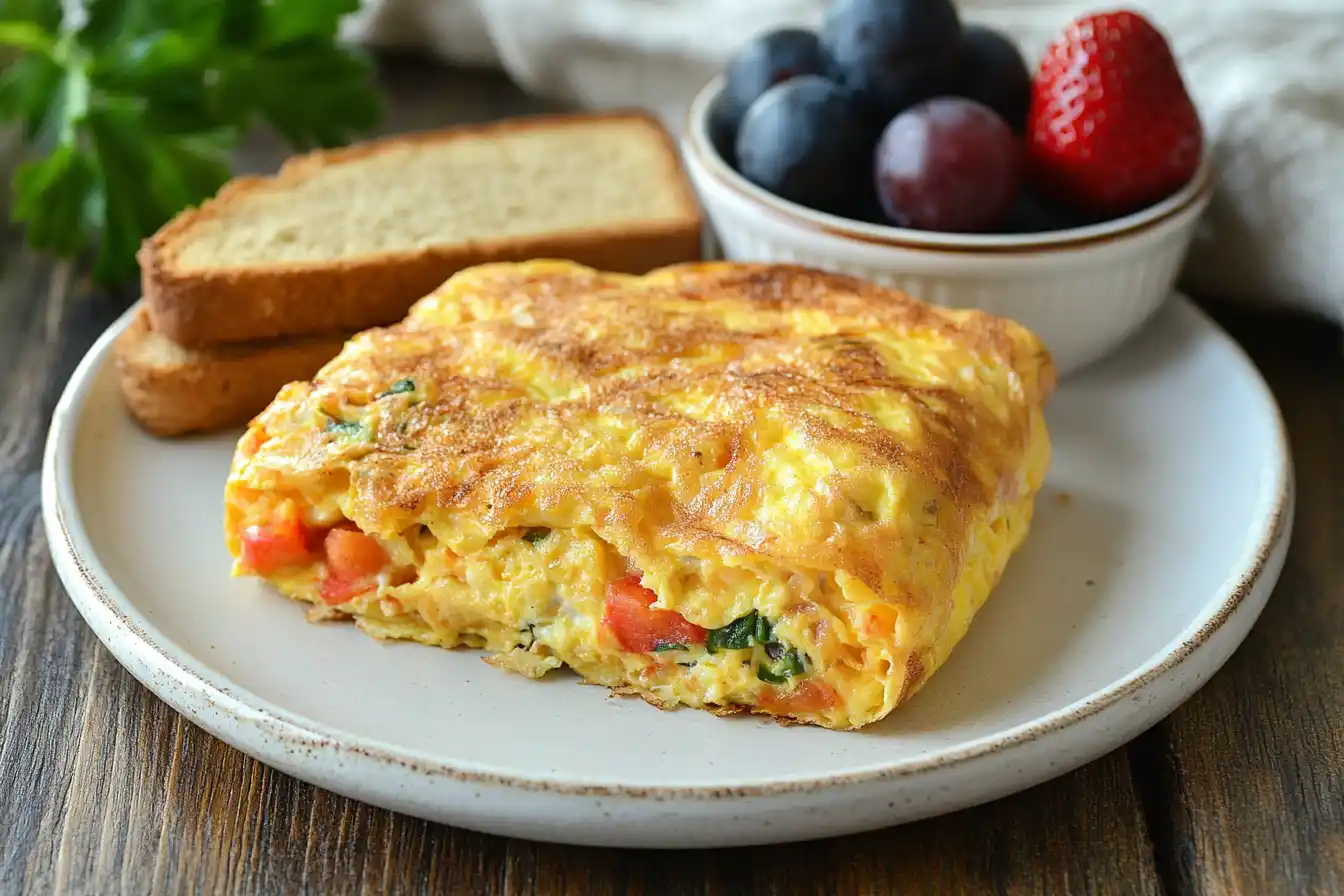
<box><xmin>43</xmin><ymin>297</ymin><xmax>1292</xmax><ymax>849</ymax></box>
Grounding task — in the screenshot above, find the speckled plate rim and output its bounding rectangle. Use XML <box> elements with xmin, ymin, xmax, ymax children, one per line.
<box><xmin>42</xmin><ymin>300</ymin><xmax>1293</xmax><ymax>801</ymax></box>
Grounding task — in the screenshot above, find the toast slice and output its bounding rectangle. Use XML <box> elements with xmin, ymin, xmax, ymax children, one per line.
<box><xmin>139</xmin><ymin>111</ymin><xmax>704</xmax><ymax>346</ymax></box>
<box><xmin>115</xmin><ymin>306</ymin><xmax>349</xmax><ymax>437</ymax></box>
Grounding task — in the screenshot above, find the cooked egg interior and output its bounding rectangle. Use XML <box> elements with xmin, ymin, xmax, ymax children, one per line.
<box><xmin>224</xmin><ymin>260</ymin><xmax>1055</xmax><ymax>730</ymax></box>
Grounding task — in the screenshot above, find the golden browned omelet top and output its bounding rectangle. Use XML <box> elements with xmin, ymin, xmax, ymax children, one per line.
<box><xmin>242</xmin><ymin>260</ymin><xmax>1055</xmax><ymax>628</ymax></box>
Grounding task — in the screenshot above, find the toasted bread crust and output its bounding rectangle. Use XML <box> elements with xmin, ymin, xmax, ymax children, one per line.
<box><xmin>139</xmin><ymin>111</ymin><xmax>704</xmax><ymax>347</ymax></box>
<box><xmin>115</xmin><ymin>306</ymin><xmax>348</xmax><ymax>437</ymax></box>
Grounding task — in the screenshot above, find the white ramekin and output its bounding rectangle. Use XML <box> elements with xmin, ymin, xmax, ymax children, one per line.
<box><xmin>681</xmin><ymin>76</ymin><xmax>1214</xmax><ymax>375</ymax></box>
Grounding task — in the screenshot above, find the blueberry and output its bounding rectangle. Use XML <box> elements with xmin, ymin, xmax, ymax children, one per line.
<box><xmin>707</xmin><ymin>94</ymin><xmax>741</xmax><ymax>168</ymax></box>
<box><xmin>848</xmin><ymin>188</ymin><xmax>895</xmax><ymax>227</ymax></box>
<box><xmin>954</xmin><ymin>25</ymin><xmax>1031</xmax><ymax>132</ymax></box>
<box><xmin>714</xmin><ymin>28</ymin><xmax>832</xmax><ymax>162</ymax></box>
<box><xmin>821</xmin><ymin>0</ymin><xmax>962</xmax><ymax>120</ymax></box>
<box><xmin>1001</xmin><ymin>190</ymin><xmax>1099</xmax><ymax>234</ymax></box>
<box><xmin>735</xmin><ymin>76</ymin><xmax>871</xmax><ymax>217</ymax></box>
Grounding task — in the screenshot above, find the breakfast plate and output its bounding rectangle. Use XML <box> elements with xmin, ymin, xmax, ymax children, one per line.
<box><xmin>43</xmin><ymin>295</ymin><xmax>1291</xmax><ymax>849</ymax></box>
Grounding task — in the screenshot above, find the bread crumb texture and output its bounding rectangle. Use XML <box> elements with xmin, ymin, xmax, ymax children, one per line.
<box><xmin>177</xmin><ymin>120</ymin><xmax>692</xmax><ymax>269</ymax></box>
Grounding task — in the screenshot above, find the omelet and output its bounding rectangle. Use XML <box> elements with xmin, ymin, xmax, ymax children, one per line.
<box><xmin>224</xmin><ymin>260</ymin><xmax>1055</xmax><ymax>730</ymax></box>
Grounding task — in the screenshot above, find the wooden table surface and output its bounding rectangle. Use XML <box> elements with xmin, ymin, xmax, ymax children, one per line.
<box><xmin>1</xmin><ymin>61</ymin><xmax>1340</xmax><ymax>896</ymax></box>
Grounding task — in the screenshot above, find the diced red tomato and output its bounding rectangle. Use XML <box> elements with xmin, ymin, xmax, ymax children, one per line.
<box><xmin>324</xmin><ymin>524</ymin><xmax>388</xmax><ymax>581</ymax></box>
<box><xmin>761</xmin><ymin>679</ymin><xmax>838</xmax><ymax>717</ymax></box>
<box><xmin>239</xmin><ymin>516</ymin><xmax>313</xmax><ymax>575</ymax></box>
<box><xmin>319</xmin><ymin>574</ymin><xmax>374</xmax><ymax>606</ymax></box>
<box><xmin>602</xmin><ymin>574</ymin><xmax>707</xmax><ymax>652</ymax></box>
<box><xmin>317</xmin><ymin>523</ymin><xmax>388</xmax><ymax>606</ymax></box>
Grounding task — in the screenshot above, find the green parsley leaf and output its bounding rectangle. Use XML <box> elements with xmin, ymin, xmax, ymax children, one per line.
<box><xmin>82</xmin><ymin>0</ymin><xmax>233</xmax><ymax>52</ymax></box>
<box><xmin>522</xmin><ymin>528</ymin><xmax>551</xmax><ymax>546</ymax></box>
<box><xmin>652</xmin><ymin>643</ymin><xmax>687</xmax><ymax>653</ymax></box>
<box><xmin>704</xmin><ymin>610</ymin><xmax>807</xmax><ymax>680</ymax></box>
<box><xmin>378</xmin><ymin>378</ymin><xmax>415</xmax><ymax>398</ymax></box>
<box><xmin>261</xmin><ymin>0</ymin><xmax>360</xmax><ymax>46</ymax></box>
<box><xmin>753</xmin><ymin>613</ymin><xmax>773</xmax><ymax>645</ymax></box>
<box><xmin>218</xmin><ymin>0</ymin><xmax>264</xmax><ymax>48</ymax></box>
<box><xmin>0</xmin><ymin>21</ymin><xmax>55</xmax><ymax>55</ymax></box>
<box><xmin>0</xmin><ymin>54</ymin><xmax>64</xmax><ymax>138</ymax></box>
<box><xmin>213</xmin><ymin>38</ymin><xmax>380</xmax><ymax>149</ymax></box>
<box><xmin>85</xmin><ymin>96</ymin><xmax>233</xmax><ymax>280</ymax></box>
<box><xmin>0</xmin><ymin>0</ymin><xmax>382</xmax><ymax>283</ymax></box>
<box><xmin>12</xmin><ymin>141</ymin><xmax>97</xmax><ymax>255</ymax></box>
<box><xmin>0</xmin><ymin>0</ymin><xmax>62</xmax><ymax>33</ymax></box>
<box><xmin>706</xmin><ymin>611</ymin><xmax>759</xmax><ymax>653</ymax></box>
<box><xmin>91</xmin><ymin>33</ymin><xmax>223</xmax><ymax>134</ymax></box>
<box><xmin>757</xmin><ymin>649</ymin><xmax>807</xmax><ymax>684</ymax></box>
<box><xmin>325</xmin><ymin>418</ymin><xmax>364</xmax><ymax>438</ymax></box>
<box><xmin>79</xmin><ymin>0</ymin><xmax>149</xmax><ymax>51</ymax></box>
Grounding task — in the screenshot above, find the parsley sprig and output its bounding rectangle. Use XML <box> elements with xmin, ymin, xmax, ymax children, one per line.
<box><xmin>0</xmin><ymin>0</ymin><xmax>381</xmax><ymax>283</ymax></box>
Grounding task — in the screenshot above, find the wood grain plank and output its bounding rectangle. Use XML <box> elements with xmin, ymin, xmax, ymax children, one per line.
<box><xmin>17</xmin><ymin>663</ymin><xmax>1165</xmax><ymax>896</ymax></box>
<box><xmin>1132</xmin><ymin>309</ymin><xmax>1344</xmax><ymax>896</ymax></box>
<box><xmin>505</xmin><ymin>748</ymin><xmax>1160</xmax><ymax>896</ymax></box>
<box><xmin>0</xmin><ymin>238</ymin><xmax>135</xmax><ymax>894</ymax></box>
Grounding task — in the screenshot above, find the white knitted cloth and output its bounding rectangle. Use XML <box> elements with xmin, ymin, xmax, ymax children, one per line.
<box><xmin>347</xmin><ymin>0</ymin><xmax>1344</xmax><ymax>319</ymax></box>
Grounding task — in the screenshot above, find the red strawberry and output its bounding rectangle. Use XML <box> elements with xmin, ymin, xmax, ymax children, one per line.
<box><xmin>1026</xmin><ymin>10</ymin><xmax>1203</xmax><ymax>217</ymax></box>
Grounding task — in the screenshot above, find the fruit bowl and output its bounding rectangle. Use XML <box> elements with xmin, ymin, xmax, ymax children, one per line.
<box><xmin>682</xmin><ymin>75</ymin><xmax>1214</xmax><ymax>375</ymax></box>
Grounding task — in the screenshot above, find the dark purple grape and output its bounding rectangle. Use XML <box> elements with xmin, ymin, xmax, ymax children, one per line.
<box><xmin>954</xmin><ymin>25</ymin><xmax>1032</xmax><ymax>132</ymax></box>
<box><xmin>715</xmin><ymin>28</ymin><xmax>832</xmax><ymax>162</ymax></box>
<box><xmin>821</xmin><ymin>0</ymin><xmax>962</xmax><ymax>120</ymax></box>
<box><xmin>736</xmin><ymin>76</ymin><xmax>871</xmax><ymax>216</ymax></box>
<box><xmin>874</xmin><ymin>97</ymin><xmax>1021</xmax><ymax>232</ymax></box>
